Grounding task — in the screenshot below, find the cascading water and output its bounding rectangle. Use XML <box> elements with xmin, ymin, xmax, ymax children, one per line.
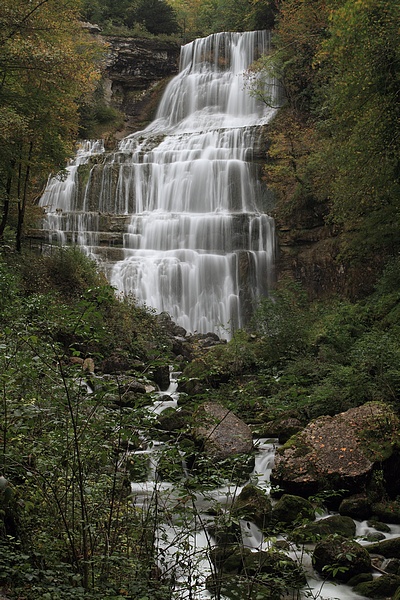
<box><xmin>40</xmin><ymin>31</ymin><xmax>279</xmax><ymax>338</ymax></box>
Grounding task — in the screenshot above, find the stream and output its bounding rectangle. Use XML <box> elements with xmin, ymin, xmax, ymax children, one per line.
<box><xmin>127</xmin><ymin>373</ymin><xmax>388</xmax><ymax>600</ymax></box>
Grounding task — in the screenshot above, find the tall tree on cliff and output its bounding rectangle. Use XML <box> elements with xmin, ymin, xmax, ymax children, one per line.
<box><xmin>0</xmin><ymin>0</ymin><xmax>102</xmax><ymax>250</ymax></box>
<box><xmin>319</xmin><ymin>0</ymin><xmax>400</xmax><ymax>259</ymax></box>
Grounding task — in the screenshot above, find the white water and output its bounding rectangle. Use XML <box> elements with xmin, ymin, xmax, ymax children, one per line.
<box><xmin>39</xmin><ymin>31</ymin><xmax>278</xmax><ymax>339</ymax></box>
<box><xmin>132</xmin><ymin>377</ymin><xmax>380</xmax><ymax>600</ymax></box>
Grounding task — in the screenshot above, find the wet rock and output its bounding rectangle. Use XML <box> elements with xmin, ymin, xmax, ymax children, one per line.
<box><xmin>152</xmin><ymin>364</ymin><xmax>170</xmax><ymax>391</ymax></box>
<box><xmin>271</xmin><ymin>494</ymin><xmax>315</xmax><ymax>526</ymax></box>
<box><xmin>231</xmin><ymin>484</ymin><xmax>272</xmax><ymax>532</ymax></box>
<box><xmin>365</xmin><ymin>536</ymin><xmax>400</xmax><ymax>558</ymax></box>
<box><xmin>271</xmin><ymin>402</ymin><xmax>400</xmax><ymax>499</ymax></box>
<box><xmin>156</xmin><ymin>407</ymin><xmax>186</xmax><ymax>432</ymax></box>
<box><xmin>367</xmin><ymin>519</ymin><xmax>391</xmax><ymax>533</ymax></box>
<box><xmin>104</xmin><ymin>37</ymin><xmax>180</xmax><ymax>135</ymax></box>
<box><xmin>313</xmin><ymin>535</ymin><xmax>371</xmax><ymax>582</ymax></box>
<box><xmin>371</xmin><ymin>500</ymin><xmax>400</xmax><ymax>524</ymax></box>
<box><xmin>339</xmin><ymin>495</ymin><xmax>373</xmax><ymax>520</ymax></box>
<box><xmin>207</xmin><ymin>548</ymin><xmax>306</xmax><ymax>599</ymax></box>
<box><xmin>353</xmin><ymin>573</ymin><xmax>400</xmax><ymax>598</ymax></box>
<box><xmin>259</xmin><ymin>417</ymin><xmax>304</xmax><ymax>443</ymax></box>
<box><xmin>382</xmin><ymin>558</ymin><xmax>400</xmax><ymax>575</ymax></box>
<box><xmin>192</xmin><ymin>402</ymin><xmax>253</xmax><ymax>461</ymax></box>
<box><xmin>292</xmin><ymin>515</ymin><xmax>356</xmax><ymax>544</ymax></box>
<box><xmin>242</xmin><ymin>549</ymin><xmax>306</xmax><ymax>586</ymax></box>
<box><xmin>347</xmin><ymin>572</ymin><xmax>373</xmax><ymax>587</ymax></box>
<box><xmin>363</xmin><ymin>532</ymin><xmax>386</xmax><ymax>543</ymax></box>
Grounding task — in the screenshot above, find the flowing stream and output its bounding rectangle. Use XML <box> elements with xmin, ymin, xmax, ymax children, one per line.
<box><xmin>133</xmin><ymin>377</ymin><xmax>378</xmax><ymax>600</ymax></box>
<box><xmin>40</xmin><ymin>30</ymin><xmax>279</xmax><ymax>338</ymax></box>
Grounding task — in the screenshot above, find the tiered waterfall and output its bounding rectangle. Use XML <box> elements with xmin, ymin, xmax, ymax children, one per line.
<box><xmin>40</xmin><ymin>30</ymin><xmax>279</xmax><ymax>338</ymax></box>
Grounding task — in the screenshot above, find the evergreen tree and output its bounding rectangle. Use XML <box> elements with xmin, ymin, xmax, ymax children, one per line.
<box><xmin>136</xmin><ymin>0</ymin><xmax>179</xmax><ymax>35</ymax></box>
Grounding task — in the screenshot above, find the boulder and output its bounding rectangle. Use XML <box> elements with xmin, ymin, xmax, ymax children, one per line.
<box><xmin>313</xmin><ymin>535</ymin><xmax>371</xmax><ymax>582</ymax></box>
<box><xmin>271</xmin><ymin>402</ymin><xmax>400</xmax><ymax>498</ymax></box>
<box><xmin>371</xmin><ymin>500</ymin><xmax>400</xmax><ymax>524</ymax></box>
<box><xmin>339</xmin><ymin>495</ymin><xmax>373</xmax><ymax>520</ymax></box>
<box><xmin>206</xmin><ymin>573</ymin><xmax>278</xmax><ymax>600</ymax></box>
<box><xmin>152</xmin><ymin>364</ymin><xmax>170</xmax><ymax>391</ymax></box>
<box><xmin>156</xmin><ymin>407</ymin><xmax>187</xmax><ymax>433</ymax></box>
<box><xmin>207</xmin><ymin>548</ymin><xmax>306</xmax><ymax>599</ymax></box>
<box><xmin>292</xmin><ymin>515</ymin><xmax>356</xmax><ymax>544</ymax></box>
<box><xmin>353</xmin><ymin>574</ymin><xmax>400</xmax><ymax>598</ymax></box>
<box><xmin>242</xmin><ymin>549</ymin><xmax>306</xmax><ymax>587</ymax></box>
<box><xmin>382</xmin><ymin>558</ymin><xmax>400</xmax><ymax>575</ymax></box>
<box><xmin>271</xmin><ymin>494</ymin><xmax>315</xmax><ymax>526</ymax></box>
<box><xmin>231</xmin><ymin>484</ymin><xmax>272</xmax><ymax>532</ymax></box>
<box><xmin>192</xmin><ymin>402</ymin><xmax>253</xmax><ymax>461</ymax></box>
<box><xmin>365</xmin><ymin>536</ymin><xmax>400</xmax><ymax>558</ymax></box>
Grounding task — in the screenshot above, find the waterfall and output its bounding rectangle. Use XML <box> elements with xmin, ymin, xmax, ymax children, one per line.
<box><xmin>40</xmin><ymin>31</ymin><xmax>279</xmax><ymax>338</ymax></box>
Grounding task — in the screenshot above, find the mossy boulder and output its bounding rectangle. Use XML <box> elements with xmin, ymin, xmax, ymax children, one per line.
<box><xmin>371</xmin><ymin>500</ymin><xmax>400</xmax><ymax>524</ymax></box>
<box><xmin>339</xmin><ymin>495</ymin><xmax>373</xmax><ymax>520</ymax></box>
<box><xmin>207</xmin><ymin>548</ymin><xmax>306</xmax><ymax>600</ymax></box>
<box><xmin>271</xmin><ymin>403</ymin><xmax>400</xmax><ymax>498</ymax></box>
<box><xmin>353</xmin><ymin>574</ymin><xmax>400</xmax><ymax>598</ymax></box>
<box><xmin>156</xmin><ymin>407</ymin><xmax>187</xmax><ymax>432</ymax></box>
<box><xmin>271</xmin><ymin>494</ymin><xmax>315</xmax><ymax>526</ymax></box>
<box><xmin>231</xmin><ymin>484</ymin><xmax>272</xmax><ymax>532</ymax></box>
<box><xmin>313</xmin><ymin>535</ymin><xmax>371</xmax><ymax>582</ymax></box>
<box><xmin>209</xmin><ymin>545</ymin><xmax>249</xmax><ymax>574</ymax></box>
<box><xmin>365</xmin><ymin>536</ymin><xmax>400</xmax><ymax>558</ymax></box>
<box><xmin>382</xmin><ymin>558</ymin><xmax>400</xmax><ymax>575</ymax></box>
<box><xmin>292</xmin><ymin>515</ymin><xmax>356</xmax><ymax>544</ymax></box>
<box><xmin>242</xmin><ymin>549</ymin><xmax>306</xmax><ymax>587</ymax></box>
<box><xmin>206</xmin><ymin>573</ymin><xmax>279</xmax><ymax>600</ymax></box>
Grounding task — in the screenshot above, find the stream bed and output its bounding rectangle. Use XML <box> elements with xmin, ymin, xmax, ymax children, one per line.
<box><xmin>126</xmin><ymin>374</ymin><xmax>390</xmax><ymax>600</ymax></box>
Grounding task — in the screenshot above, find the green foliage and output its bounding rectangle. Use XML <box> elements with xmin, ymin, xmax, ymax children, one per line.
<box><xmin>251</xmin><ymin>280</ymin><xmax>310</xmax><ymax>364</ymax></box>
<box><xmin>0</xmin><ymin>0</ymin><xmax>103</xmax><ymax>250</ymax></box>
<box><xmin>136</xmin><ymin>0</ymin><xmax>179</xmax><ymax>35</ymax></box>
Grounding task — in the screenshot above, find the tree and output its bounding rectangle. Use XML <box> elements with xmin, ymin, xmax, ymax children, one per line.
<box><xmin>0</xmin><ymin>0</ymin><xmax>102</xmax><ymax>250</ymax></box>
<box><xmin>136</xmin><ymin>0</ymin><xmax>179</xmax><ymax>35</ymax></box>
<box><xmin>318</xmin><ymin>0</ymin><xmax>400</xmax><ymax>258</ymax></box>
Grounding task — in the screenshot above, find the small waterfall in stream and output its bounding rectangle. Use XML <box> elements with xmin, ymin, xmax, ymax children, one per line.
<box><xmin>39</xmin><ymin>30</ymin><xmax>279</xmax><ymax>338</ymax></box>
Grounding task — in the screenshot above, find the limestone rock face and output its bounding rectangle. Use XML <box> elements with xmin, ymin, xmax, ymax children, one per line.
<box><xmin>103</xmin><ymin>36</ymin><xmax>180</xmax><ymax>136</ymax></box>
<box><xmin>270</xmin><ymin>402</ymin><xmax>400</xmax><ymax>498</ymax></box>
<box><xmin>192</xmin><ymin>402</ymin><xmax>253</xmax><ymax>460</ymax></box>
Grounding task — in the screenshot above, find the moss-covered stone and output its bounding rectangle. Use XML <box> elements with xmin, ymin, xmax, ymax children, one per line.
<box><xmin>367</xmin><ymin>519</ymin><xmax>391</xmax><ymax>533</ymax></box>
<box><xmin>347</xmin><ymin>572</ymin><xmax>373</xmax><ymax>587</ymax></box>
<box><xmin>206</xmin><ymin>573</ymin><xmax>279</xmax><ymax>600</ymax></box>
<box><xmin>272</xmin><ymin>494</ymin><xmax>315</xmax><ymax>526</ymax></box>
<box><xmin>339</xmin><ymin>495</ymin><xmax>373</xmax><ymax>520</ymax></box>
<box><xmin>313</xmin><ymin>535</ymin><xmax>371</xmax><ymax>582</ymax></box>
<box><xmin>231</xmin><ymin>484</ymin><xmax>272</xmax><ymax>532</ymax></box>
<box><xmin>242</xmin><ymin>549</ymin><xmax>306</xmax><ymax>587</ymax></box>
<box><xmin>292</xmin><ymin>515</ymin><xmax>356</xmax><ymax>543</ymax></box>
<box><xmin>354</xmin><ymin>574</ymin><xmax>400</xmax><ymax>598</ymax></box>
<box><xmin>372</xmin><ymin>500</ymin><xmax>400</xmax><ymax>524</ymax></box>
<box><xmin>365</xmin><ymin>536</ymin><xmax>400</xmax><ymax>558</ymax></box>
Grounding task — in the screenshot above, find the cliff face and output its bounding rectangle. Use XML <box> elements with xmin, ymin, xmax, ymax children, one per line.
<box><xmin>102</xmin><ymin>36</ymin><xmax>180</xmax><ymax>138</ymax></box>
